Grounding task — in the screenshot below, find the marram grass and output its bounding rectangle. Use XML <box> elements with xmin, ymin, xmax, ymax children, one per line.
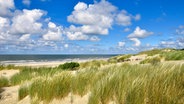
<box><xmin>18</xmin><ymin>62</ymin><xmax>184</xmax><ymax>104</ymax></box>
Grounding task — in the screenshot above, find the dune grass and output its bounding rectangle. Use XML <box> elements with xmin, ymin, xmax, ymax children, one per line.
<box><xmin>80</xmin><ymin>60</ymin><xmax>109</xmax><ymax>68</ymax></box>
<box><xmin>0</xmin><ymin>64</ymin><xmax>21</xmax><ymax>70</ymax></box>
<box><xmin>17</xmin><ymin>62</ymin><xmax>184</xmax><ymax>104</ymax></box>
<box><xmin>108</xmin><ymin>54</ymin><xmax>132</xmax><ymax>63</ymax></box>
<box><xmin>89</xmin><ymin>63</ymin><xmax>184</xmax><ymax>104</ymax></box>
<box><xmin>18</xmin><ymin>84</ymin><xmax>29</xmax><ymax>100</ymax></box>
<box><xmin>140</xmin><ymin>56</ymin><xmax>161</xmax><ymax>65</ymax></box>
<box><xmin>10</xmin><ymin>66</ymin><xmax>62</xmax><ymax>85</ymax></box>
<box><xmin>0</xmin><ymin>77</ymin><xmax>9</xmax><ymax>88</ymax></box>
<box><xmin>161</xmin><ymin>51</ymin><xmax>184</xmax><ymax>60</ymax></box>
<box><xmin>29</xmin><ymin>72</ymin><xmax>73</xmax><ymax>103</ymax></box>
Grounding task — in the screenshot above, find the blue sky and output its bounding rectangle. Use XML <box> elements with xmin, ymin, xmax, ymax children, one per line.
<box><xmin>0</xmin><ymin>0</ymin><xmax>184</xmax><ymax>54</ymax></box>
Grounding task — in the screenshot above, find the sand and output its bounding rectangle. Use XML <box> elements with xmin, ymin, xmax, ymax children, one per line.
<box><xmin>0</xmin><ymin>70</ymin><xmax>19</xmax><ymax>79</ymax></box>
<box><xmin>12</xmin><ymin>58</ymin><xmax>109</xmax><ymax>67</ymax></box>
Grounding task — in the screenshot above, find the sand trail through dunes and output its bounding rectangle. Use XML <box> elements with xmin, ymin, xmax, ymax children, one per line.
<box><xmin>0</xmin><ymin>86</ymin><xmax>19</xmax><ymax>104</ymax></box>
<box><xmin>0</xmin><ymin>70</ymin><xmax>19</xmax><ymax>79</ymax></box>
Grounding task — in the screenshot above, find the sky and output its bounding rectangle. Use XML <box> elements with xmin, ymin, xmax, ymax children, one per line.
<box><xmin>0</xmin><ymin>0</ymin><xmax>184</xmax><ymax>54</ymax></box>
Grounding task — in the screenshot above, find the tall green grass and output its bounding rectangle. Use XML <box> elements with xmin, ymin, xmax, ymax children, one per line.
<box><xmin>18</xmin><ymin>84</ymin><xmax>29</xmax><ymax>100</ymax></box>
<box><xmin>29</xmin><ymin>72</ymin><xmax>73</xmax><ymax>103</ymax></box>
<box><xmin>89</xmin><ymin>63</ymin><xmax>184</xmax><ymax>104</ymax></box>
<box><xmin>0</xmin><ymin>77</ymin><xmax>9</xmax><ymax>88</ymax></box>
<box><xmin>17</xmin><ymin>62</ymin><xmax>184</xmax><ymax>104</ymax></box>
<box><xmin>140</xmin><ymin>56</ymin><xmax>161</xmax><ymax>65</ymax></box>
<box><xmin>161</xmin><ymin>51</ymin><xmax>184</xmax><ymax>60</ymax></box>
<box><xmin>10</xmin><ymin>67</ymin><xmax>61</xmax><ymax>85</ymax></box>
<box><xmin>0</xmin><ymin>64</ymin><xmax>21</xmax><ymax>70</ymax></box>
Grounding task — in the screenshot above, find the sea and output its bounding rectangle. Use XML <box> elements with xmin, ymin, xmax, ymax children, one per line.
<box><xmin>0</xmin><ymin>54</ymin><xmax>117</xmax><ymax>65</ymax></box>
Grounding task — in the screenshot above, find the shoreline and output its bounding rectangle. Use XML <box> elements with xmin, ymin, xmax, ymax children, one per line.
<box><xmin>0</xmin><ymin>58</ymin><xmax>109</xmax><ymax>67</ymax></box>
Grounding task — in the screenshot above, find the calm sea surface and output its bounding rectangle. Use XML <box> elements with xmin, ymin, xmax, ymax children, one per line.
<box><xmin>0</xmin><ymin>54</ymin><xmax>117</xmax><ymax>64</ymax></box>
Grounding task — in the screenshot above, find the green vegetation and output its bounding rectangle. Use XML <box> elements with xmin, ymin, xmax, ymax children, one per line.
<box><xmin>0</xmin><ymin>64</ymin><xmax>21</xmax><ymax>70</ymax></box>
<box><xmin>140</xmin><ymin>56</ymin><xmax>161</xmax><ymax>65</ymax></box>
<box><xmin>58</xmin><ymin>62</ymin><xmax>80</xmax><ymax>70</ymax></box>
<box><xmin>80</xmin><ymin>60</ymin><xmax>108</xmax><ymax>68</ymax></box>
<box><xmin>139</xmin><ymin>48</ymin><xmax>184</xmax><ymax>61</ymax></box>
<box><xmin>0</xmin><ymin>77</ymin><xmax>9</xmax><ymax>88</ymax></box>
<box><xmin>161</xmin><ymin>51</ymin><xmax>184</xmax><ymax>60</ymax></box>
<box><xmin>18</xmin><ymin>85</ymin><xmax>29</xmax><ymax>100</ymax></box>
<box><xmin>138</xmin><ymin>49</ymin><xmax>164</xmax><ymax>56</ymax></box>
<box><xmin>16</xmin><ymin>63</ymin><xmax>184</xmax><ymax>103</ymax></box>
<box><xmin>10</xmin><ymin>67</ymin><xmax>62</xmax><ymax>85</ymax></box>
<box><xmin>29</xmin><ymin>72</ymin><xmax>73</xmax><ymax>103</ymax></box>
<box><xmin>108</xmin><ymin>54</ymin><xmax>131</xmax><ymax>63</ymax></box>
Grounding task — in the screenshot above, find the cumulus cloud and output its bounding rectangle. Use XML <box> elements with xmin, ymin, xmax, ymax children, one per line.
<box><xmin>0</xmin><ymin>17</ymin><xmax>10</xmax><ymax>29</ymax></box>
<box><xmin>128</xmin><ymin>26</ymin><xmax>153</xmax><ymax>38</ymax></box>
<box><xmin>22</xmin><ymin>0</ymin><xmax>31</xmax><ymax>6</ymax></box>
<box><xmin>123</xmin><ymin>28</ymin><xmax>130</xmax><ymax>32</ymax></box>
<box><xmin>0</xmin><ymin>0</ymin><xmax>15</xmax><ymax>16</ymax></box>
<box><xmin>66</xmin><ymin>31</ymin><xmax>89</xmax><ymax>40</ymax></box>
<box><xmin>176</xmin><ymin>38</ymin><xmax>184</xmax><ymax>48</ymax></box>
<box><xmin>19</xmin><ymin>34</ymin><xmax>31</xmax><ymax>41</ymax></box>
<box><xmin>64</xmin><ymin>44</ymin><xmax>69</xmax><ymax>48</ymax></box>
<box><xmin>118</xmin><ymin>41</ymin><xmax>125</xmax><ymax>47</ymax></box>
<box><xmin>130</xmin><ymin>38</ymin><xmax>141</xmax><ymax>47</ymax></box>
<box><xmin>67</xmin><ymin>0</ymin><xmax>116</xmax><ymax>38</ymax></box>
<box><xmin>115</xmin><ymin>10</ymin><xmax>131</xmax><ymax>26</ymax></box>
<box><xmin>66</xmin><ymin>0</ymin><xmax>140</xmax><ymax>40</ymax></box>
<box><xmin>11</xmin><ymin>9</ymin><xmax>46</xmax><ymax>35</ymax></box>
<box><xmin>90</xmin><ymin>36</ymin><xmax>100</xmax><ymax>42</ymax></box>
<box><xmin>43</xmin><ymin>22</ymin><xmax>63</xmax><ymax>41</ymax></box>
<box><xmin>115</xmin><ymin>11</ymin><xmax>141</xmax><ymax>26</ymax></box>
<box><xmin>176</xmin><ymin>25</ymin><xmax>184</xmax><ymax>35</ymax></box>
<box><xmin>127</xmin><ymin>27</ymin><xmax>153</xmax><ymax>47</ymax></box>
<box><xmin>134</xmin><ymin>14</ymin><xmax>141</xmax><ymax>21</ymax></box>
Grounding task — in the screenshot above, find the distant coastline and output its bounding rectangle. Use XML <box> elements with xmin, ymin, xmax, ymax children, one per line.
<box><xmin>0</xmin><ymin>54</ymin><xmax>117</xmax><ymax>66</ymax></box>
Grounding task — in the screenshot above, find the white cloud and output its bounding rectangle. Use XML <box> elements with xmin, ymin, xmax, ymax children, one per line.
<box><xmin>43</xmin><ymin>22</ymin><xmax>63</xmax><ymax>41</ymax></box>
<box><xmin>22</xmin><ymin>0</ymin><xmax>31</xmax><ymax>6</ymax></box>
<box><xmin>128</xmin><ymin>26</ymin><xmax>153</xmax><ymax>38</ymax></box>
<box><xmin>90</xmin><ymin>36</ymin><xmax>100</xmax><ymax>42</ymax></box>
<box><xmin>134</xmin><ymin>14</ymin><xmax>141</xmax><ymax>21</ymax></box>
<box><xmin>118</xmin><ymin>41</ymin><xmax>125</xmax><ymax>47</ymax></box>
<box><xmin>176</xmin><ymin>25</ymin><xmax>184</xmax><ymax>35</ymax></box>
<box><xmin>115</xmin><ymin>10</ymin><xmax>141</xmax><ymax>26</ymax></box>
<box><xmin>123</xmin><ymin>28</ymin><xmax>130</xmax><ymax>32</ymax></box>
<box><xmin>0</xmin><ymin>0</ymin><xmax>15</xmax><ymax>16</ymax></box>
<box><xmin>130</xmin><ymin>38</ymin><xmax>141</xmax><ymax>47</ymax></box>
<box><xmin>11</xmin><ymin>9</ymin><xmax>46</xmax><ymax>35</ymax></box>
<box><xmin>64</xmin><ymin>44</ymin><xmax>69</xmax><ymax>48</ymax></box>
<box><xmin>66</xmin><ymin>32</ymin><xmax>89</xmax><ymax>40</ymax></box>
<box><xmin>20</xmin><ymin>34</ymin><xmax>30</xmax><ymax>41</ymax></box>
<box><xmin>68</xmin><ymin>1</ymin><xmax>116</xmax><ymax>26</ymax></box>
<box><xmin>115</xmin><ymin>10</ymin><xmax>131</xmax><ymax>26</ymax></box>
<box><xmin>48</xmin><ymin>22</ymin><xmax>56</xmax><ymax>29</ymax></box>
<box><xmin>66</xmin><ymin>0</ymin><xmax>140</xmax><ymax>41</ymax></box>
<box><xmin>0</xmin><ymin>17</ymin><xmax>10</xmax><ymax>29</ymax></box>
<box><xmin>74</xmin><ymin>2</ymin><xmax>87</xmax><ymax>11</ymax></box>
<box><xmin>67</xmin><ymin>0</ymin><xmax>116</xmax><ymax>37</ymax></box>
<box><xmin>176</xmin><ymin>38</ymin><xmax>184</xmax><ymax>48</ymax></box>
<box><xmin>160</xmin><ymin>41</ymin><xmax>175</xmax><ymax>45</ymax></box>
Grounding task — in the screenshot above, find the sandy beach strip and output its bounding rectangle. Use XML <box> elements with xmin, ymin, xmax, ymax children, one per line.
<box><xmin>1</xmin><ymin>58</ymin><xmax>109</xmax><ymax>67</ymax></box>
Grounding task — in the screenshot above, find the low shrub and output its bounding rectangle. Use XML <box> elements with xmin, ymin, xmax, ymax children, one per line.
<box><xmin>58</xmin><ymin>62</ymin><xmax>80</xmax><ymax>70</ymax></box>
